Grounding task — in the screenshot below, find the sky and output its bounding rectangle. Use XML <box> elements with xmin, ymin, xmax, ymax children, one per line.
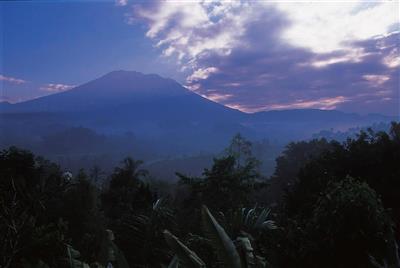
<box><xmin>0</xmin><ymin>0</ymin><xmax>399</xmax><ymax>116</ymax></box>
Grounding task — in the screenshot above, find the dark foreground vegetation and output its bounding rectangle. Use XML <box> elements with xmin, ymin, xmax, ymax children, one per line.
<box><xmin>1</xmin><ymin>123</ymin><xmax>400</xmax><ymax>268</ymax></box>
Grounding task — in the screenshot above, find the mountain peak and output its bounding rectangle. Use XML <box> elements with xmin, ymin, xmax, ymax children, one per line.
<box><xmin>86</xmin><ymin>70</ymin><xmax>185</xmax><ymax>95</ymax></box>
<box><xmin>103</xmin><ymin>70</ymin><xmax>145</xmax><ymax>78</ymax></box>
<box><xmin>101</xmin><ymin>70</ymin><xmax>168</xmax><ymax>82</ymax></box>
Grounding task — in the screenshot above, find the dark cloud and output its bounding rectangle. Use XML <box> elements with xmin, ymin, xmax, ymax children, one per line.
<box><xmin>189</xmin><ymin>28</ymin><xmax>399</xmax><ymax>115</ymax></box>
<box><xmin>133</xmin><ymin>1</ymin><xmax>399</xmax><ymax>116</ymax></box>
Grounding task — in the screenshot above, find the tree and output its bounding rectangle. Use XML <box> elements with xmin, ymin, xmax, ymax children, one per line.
<box><xmin>115</xmin><ymin>198</ymin><xmax>176</xmax><ymax>266</ymax></box>
<box><xmin>109</xmin><ymin>157</ymin><xmax>148</xmax><ymax>190</ymax></box>
<box><xmin>89</xmin><ymin>165</ymin><xmax>105</xmax><ymax>186</ymax></box>
<box><xmin>0</xmin><ymin>147</ymin><xmax>125</xmax><ymax>267</ymax></box>
<box><xmin>226</xmin><ymin>133</ymin><xmax>258</xmax><ymax>169</ymax></box>
<box><xmin>300</xmin><ymin>178</ymin><xmax>398</xmax><ymax>268</ymax></box>
<box><xmin>101</xmin><ymin>157</ymin><xmax>160</xmax><ymax>267</ymax></box>
<box><xmin>164</xmin><ymin>205</ymin><xmax>271</xmax><ymax>268</ymax></box>
<box><xmin>101</xmin><ymin>157</ymin><xmax>152</xmax><ymax>219</ymax></box>
<box><xmin>285</xmin><ymin>123</ymin><xmax>400</xmax><ymax>235</ymax></box>
<box><xmin>60</xmin><ymin>169</ymin><xmax>107</xmax><ymax>263</ymax></box>
<box><xmin>177</xmin><ymin>134</ymin><xmax>264</xmax><ymax>213</ymax></box>
<box><xmin>0</xmin><ymin>147</ymin><xmax>69</xmax><ymax>267</ymax></box>
<box><xmin>273</xmin><ymin>123</ymin><xmax>400</xmax><ymax>267</ymax></box>
<box><xmin>266</xmin><ymin>138</ymin><xmax>333</xmax><ymax>203</ymax></box>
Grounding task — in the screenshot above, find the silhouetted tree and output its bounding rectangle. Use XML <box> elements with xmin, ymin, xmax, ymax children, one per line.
<box><xmin>283</xmin><ymin>178</ymin><xmax>398</xmax><ymax>268</ymax></box>
<box><xmin>266</xmin><ymin>138</ymin><xmax>333</xmax><ymax>203</ymax></box>
<box><xmin>102</xmin><ymin>157</ymin><xmax>152</xmax><ymax>219</ymax></box>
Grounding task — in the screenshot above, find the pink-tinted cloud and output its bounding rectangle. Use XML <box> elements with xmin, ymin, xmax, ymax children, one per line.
<box><xmin>202</xmin><ymin>92</ymin><xmax>233</xmax><ymax>102</ymax></box>
<box><xmin>226</xmin><ymin>96</ymin><xmax>349</xmax><ymax>113</ymax></box>
<box><xmin>264</xmin><ymin>96</ymin><xmax>349</xmax><ymax>111</ymax></box>
<box><xmin>40</xmin><ymin>83</ymin><xmax>76</xmax><ymax>93</ymax></box>
<box><xmin>363</xmin><ymin>74</ymin><xmax>390</xmax><ymax>87</ymax></box>
<box><xmin>0</xmin><ymin>74</ymin><xmax>27</xmax><ymax>85</ymax></box>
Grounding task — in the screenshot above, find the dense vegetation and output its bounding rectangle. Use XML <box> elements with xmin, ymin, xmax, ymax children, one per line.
<box><xmin>1</xmin><ymin>123</ymin><xmax>399</xmax><ymax>268</ymax></box>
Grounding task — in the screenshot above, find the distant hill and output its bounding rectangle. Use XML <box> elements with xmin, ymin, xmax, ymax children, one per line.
<box><xmin>245</xmin><ymin>108</ymin><xmax>397</xmax><ymax>141</ymax></box>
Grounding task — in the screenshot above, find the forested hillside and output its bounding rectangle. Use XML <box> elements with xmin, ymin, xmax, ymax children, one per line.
<box><xmin>1</xmin><ymin>123</ymin><xmax>399</xmax><ymax>268</ymax></box>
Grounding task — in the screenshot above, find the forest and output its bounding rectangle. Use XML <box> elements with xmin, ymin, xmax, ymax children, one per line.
<box><xmin>1</xmin><ymin>122</ymin><xmax>399</xmax><ymax>268</ymax></box>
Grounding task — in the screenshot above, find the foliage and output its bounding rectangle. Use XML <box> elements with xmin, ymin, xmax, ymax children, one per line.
<box><xmin>297</xmin><ymin>178</ymin><xmax>397</xmax><ymax>267</ymax></box>
<box><xmin>225</xmin><ymin>134</ymin><xmax>260</xmax><ymax>170</ymax></box>
<box><xmin>266</xmin><ymin>138</ymin><xmax>333</xmax><ymax>203</ymax></box>
<box><xmin>218</xmin><ymin>206</ymin><xmax>276</xmax><ymax>236</ymax></box>
<box><xmin>102</xmin><ymin>157</ymin><xmax>152</xmax><ymax>218</ymax></box>
<box><xmin>164</xmin><ymin>205</ymin><xmax>270</xmax><ymax>268</ymax></box>
<box><xmin>0</xmin><ymin>147</ymin><xmax>68</xmax><ymax>267</ymax></box>
<box><xmin>112</xmin><ymin>198</ymin><xmax>176</xmax><ymax>266</ymax></box>
<box><xmin>0</xmin><ymin>147</ymin><xmax>126</xmax><ymax>267</ymax></box>
<box><xmin>275</xmin><ymin>124</ymin><xmax>400</xmax><ymax>267</ymax></box>
<box><xmin>285</xmin><ymin>122</ymin><xmax>400</xmax><ymax>229</ymax></box>
<box><xmin>177</xmin><ymin>135</ymin><xmax>265</xmax><ymax>215</ymax></box>
<box><xmin>201</xmin><ymin>205</ymin><xmax>242</xmax><ymax>268</ymax></box>
<box><xmin>2</xmin><ymin>124</ymin><xmax>400</xmax><ymax>268</ymax></box>
<box><xmin>163</xmin><ymin>230</ymin><xmax>206</xmax><ymax>268</ymax></box>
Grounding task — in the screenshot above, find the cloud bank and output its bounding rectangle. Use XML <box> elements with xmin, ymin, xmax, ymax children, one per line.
<box><xmin>131</xmin><ymin>0</ymin><xmax>399</xmax><ymax>115</ymax></box>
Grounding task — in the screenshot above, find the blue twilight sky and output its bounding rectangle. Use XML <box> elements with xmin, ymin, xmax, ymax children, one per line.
<box><xmin>1</xmin><ymin>0</ymin><xmax>399</xmax><ymax>116</ymax></box>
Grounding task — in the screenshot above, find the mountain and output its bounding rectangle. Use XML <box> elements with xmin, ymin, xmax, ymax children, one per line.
<box><xmin>4</xmin><ymin>71</ymin><xmax>236</xmax><ymax>113</ymax></box>
<box><xmin>3</xmin><ymin>70</ymin><xmax>243</xmax><ymax>124</ymax></box>
<box><xmin>0</xmin><ymin>101</ymin><xmax>12</xmax><ymax>108</ymax></box>
<box><xmin>0</xmin><ymin>71</ymin><xmax>250</xmax><ymax>154</ymax></box>
<box><xmin>0</xmin><ymin>70</ymin><xmax>397</xmax><ymax>174</ymax></box>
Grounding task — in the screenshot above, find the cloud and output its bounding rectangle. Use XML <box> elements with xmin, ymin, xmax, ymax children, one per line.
<box><xmin>187</xmin><ymin>67</ymin><xmax>219</xmax><ymax>84</ymax></box>
<box><xmin>115</xmin><ymin>0</ymin><xmax>128</xmax><ymax>7</ymax></box>
<box><xmin>0</xmin><ymin>74</ymin><xmax>27</xmax><ymax>85</ymax></box>
<box><xmin>383</xmin><ymin>47</ymin><xmax>400</xmax><ymax>68</ymax></box>
<box><xmin>201</xmin><ymin>92</ymin><xmax>233</xmax><ymax>102</ymax></box>
<box><xmin>134</xmin><ymin>1</ymin><xmax>256</xmax><ymax>66</ymax></box>
<box><xmin>274</xmin><ymin>1</ymin><xmax>397</xmax><ymax>53</ymax></box>
<box><xmin>131</xmin><ymin>0</ymin><xmax>399</xmax><ymax>115</ymax></box>
<box><xmin>225</xmin><ymin>96</ymin><xmax>349</xmax><ymax>113</ymax></box>
<box><xmin>256</xmin><ymin>96</ymin><xmax>349</xmax><ymax>112</ymax></box>
<box><xmin>40</xmin><ymin>83</ymin><xmax>76</xmax><ymax>93</ymax></box>
<box><xmin>363</xmin><ymin>74</ymin><xmax>390</xmax><ymax>87</ymax></box>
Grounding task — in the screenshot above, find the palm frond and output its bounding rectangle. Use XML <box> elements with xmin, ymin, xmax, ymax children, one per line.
<box><xmin>201</xmin><ymin>205</ymin><xmax>241</xmax><ymax>268</ymax></box>
<box><xmin>163</xmin><ymin>230</ymin><xmax>206</xmax><ymax>268</ymax></box>
<box><xmin>167</xmin><ymin>255</ymin><xmax>180</xmax><ymax>268</ymax></box>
